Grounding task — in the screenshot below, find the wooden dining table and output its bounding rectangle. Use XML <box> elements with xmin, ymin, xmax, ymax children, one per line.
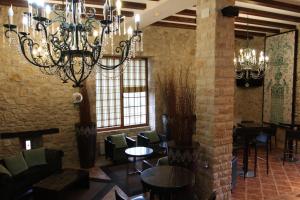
<box><xmin>140</xmin><ymin>166</ymin><xmax>195</xmax><ymax>200</ymax></box>
<box><xmin>236</xmin><ymin>122</ymin><xmax>271</xmax><ymax>178</ymax></box>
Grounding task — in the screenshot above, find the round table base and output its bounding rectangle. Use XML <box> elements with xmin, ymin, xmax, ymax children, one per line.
<box><xmin>239</xmin><ymin>170</ymin><xmax>255</xmax><ymax>178</ymax></box>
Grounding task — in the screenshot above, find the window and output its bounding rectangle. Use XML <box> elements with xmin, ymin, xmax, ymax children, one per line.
<box><xmin>96</xmin><ymin>57</ymin><xmax>148</xmax><ymax>130</ymax></box>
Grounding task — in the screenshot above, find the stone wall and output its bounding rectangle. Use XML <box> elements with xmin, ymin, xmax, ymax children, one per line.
<box><xmin>0</xmin><ymin>6</ymin><xmax>80</xmax><ymax>167</ymax></box>
<box><xmin>234</xmin><ymin>37</ymin><xmax>264</xmax><ymax>123</ymax></box>
<box><xmin>86</xmin><ymin>26</ymin><xmax>196</xmax><ymax>154</ymax></box>
<box><xmin>0</xmin><ymin>5</ymin><xmax>196</xmax><ymax>164</ymax></box>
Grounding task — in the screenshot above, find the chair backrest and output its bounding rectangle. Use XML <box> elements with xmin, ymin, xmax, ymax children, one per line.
<box><xmin>208</xmin><ymin>191</ymin><xmax>217</xmax><ymax>200</ymax></box>
<box><xmin>115</xmin><ymin>190</ymin><xmax>126</xmax><ymax>200</ymax></box>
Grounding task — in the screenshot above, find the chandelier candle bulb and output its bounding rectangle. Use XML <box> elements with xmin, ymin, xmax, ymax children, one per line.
<box><xmin>103</xmin><ymin>0</ymin><xmax>110</xmax><ymax>20</ymax></box>
<box><xmin>45</xmin><ymin>5</ymin><xmax>51</xmax><ymax>19</ymax></box>
<box><xmin>123</xmin><ymin>16</ymin><xmax>126</xmax><ymax>35</ymax></box>
<box><xmin>8</xmin><ymin>5</ymin><xmax>14</xmax><ymax>25</ymax></box>
<box><xmin>127</xmin><ymin>26</ymin><xmax>133</xmax><ymax>39</ymax></box>
<box><xmin>116</xmin><ymin>0</ymin><xmax>122</xmax><ymax>16</ymax></box>
<box><xmin>135</xmin><ymin>14</ymin><xmax>141</xmax><ymax>30</ymax></box>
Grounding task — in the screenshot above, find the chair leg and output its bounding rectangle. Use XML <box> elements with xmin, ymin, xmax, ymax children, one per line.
<box><xmin>254</xmin><ymin>143</ymin><xmax>257</xmax><ymax>177</ymax></box>
<box><xmin>266</xmin><ymin>142</ymin><xmax>269</xmax><ymax>175</ymax></box>
<box><xmin>283</xmin><ymin>136</ymin><xmax>287</xmax><ymax>165</ymax></box>
<box><xmin>269</xmin><ymin>136</ymin><xmax>272</xmax><ymax>152</ymax></box>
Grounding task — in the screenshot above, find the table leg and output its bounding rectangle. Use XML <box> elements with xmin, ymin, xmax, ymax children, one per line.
<box><xmin>128</xmin><ymin>156</ymin><xmax>142</xmax><ymax>175</ymax></box>
<box><xmin>239</xmin><ymin>138</ymin><xmax>255</xmax><ymax>178</ymax></box>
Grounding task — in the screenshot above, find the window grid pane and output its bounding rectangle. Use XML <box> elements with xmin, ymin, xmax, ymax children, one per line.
<box><xmin>96</xmin><ymin>57</ymin><xmax>148</xmax><ymax>129</ymax></box>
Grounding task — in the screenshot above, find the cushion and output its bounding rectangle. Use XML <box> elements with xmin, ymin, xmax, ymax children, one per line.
<box><xmin>4</xmin><ymin>152</ymin><xmax>28</xmax><ymax>176</ymax></box>
<box><xmin>157</xmin><ymin>156</ymin><xmax>169</xmax><ymax>166</ymax></box>
<box><xmin>0</xmin><ymin>164</ymin><xmax>11</xmax><ymax>177</ymax></box>
<box><xmin>23</xmin><ymin>148</ymin><xmax>47</xmax><ymax>168</ymax></box>
<box><xmin>111</xmin><ymin>134</ymin><xmax>127</xmax><ymax>148</ymax></box>
<box><xmin>144</xmin><ymin>131</ymin><xmax>160</xmax><ymax>143</ymax></box>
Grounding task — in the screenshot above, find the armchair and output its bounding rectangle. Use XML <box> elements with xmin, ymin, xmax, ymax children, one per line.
<box><xmin>105</xmin><ymin>133</ymin><xmax>136</xmax><ymax>163</ymax></box>
<box><xmin>137</xmin><ymin>131</ymin><xmax>162</xmax><ymax>153</ymax></box>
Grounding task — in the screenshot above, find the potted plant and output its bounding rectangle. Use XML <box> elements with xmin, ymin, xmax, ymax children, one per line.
<box><xmin>158</xmin><ymin>66</ymin><xmax>198</xmax><ymax>169</ymax></box>
<box><xmin>75</xmin><ymin>84</ymin><xmax>97</xmax><ymax>168</ymax></box>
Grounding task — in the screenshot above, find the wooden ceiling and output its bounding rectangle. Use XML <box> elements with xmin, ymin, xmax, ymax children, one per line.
<box><xmin>1</xmin><ymin>0</ymin><xmax>299</xmax><ymax>38</ymax></box>
<box><xmin>151</xmin><ymin>0</ymin><xmax>300</xmax><ymax>38</ymax></box>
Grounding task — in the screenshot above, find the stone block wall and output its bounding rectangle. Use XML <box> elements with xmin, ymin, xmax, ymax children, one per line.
<box><xmin>234</xmin><ymin>37</ymin><xmax>264</xmax><ymax>123</ymax></box>
<box><xmin>0</xmin><ymin>6</ymin><xmax>80</xmax><ymax>167</ymax></box>
<box><xmin>0</xmin><ymin>5</ymin><xmax>196</xmax><ymax>166</ymax></box>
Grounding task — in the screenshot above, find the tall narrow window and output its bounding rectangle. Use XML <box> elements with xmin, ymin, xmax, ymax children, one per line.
<box><xmin>96</xmin><ymin>57</ymin><xmax>148</xmax><ymax>130</ymax></box>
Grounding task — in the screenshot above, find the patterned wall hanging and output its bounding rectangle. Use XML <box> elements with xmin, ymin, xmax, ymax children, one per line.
<box><xmin>263</xmin><ymin>30</ymin><xmax>298</xmax><ymax>124</ymax></box>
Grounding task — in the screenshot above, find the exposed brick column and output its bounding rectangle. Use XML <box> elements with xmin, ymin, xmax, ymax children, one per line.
<box><xmin>194</xmin><ymin>0</ymin><xmax>235</xmax><ymax>199</ymax></box>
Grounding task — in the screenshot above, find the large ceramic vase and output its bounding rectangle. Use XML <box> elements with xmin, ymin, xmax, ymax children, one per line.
<box><xmin>75</xmin><ymin>122</ymin><xmax>96</xmax><ymax>168</ymax></box>
<box><xmin>168</xmin><ymin>141</ymin><xmax>199</xmax><ymax>171</ymax></box>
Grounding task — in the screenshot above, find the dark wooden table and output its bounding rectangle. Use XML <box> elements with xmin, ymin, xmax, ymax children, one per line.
<box><xmin>236</xmin><ymin>122</ymin><xmax>271</xmax><ymax>178</ymax></box>
<box><xmin>278</xmin><ymin>123</ymin><xmax>300</xmax><ymax>162</ymax></box>
<box><xmin>125</xmin><ymin>147</ymin><xmax>153</xmax><ymax>175</ymax></box>
<box><xmin>141</xmin><ymin>166</ymin><xmax>195</xmax><ymax>200</ymax></box>
<box><xmin>33</xmin><ymin>169</ymin><xmax>89</xmax><ymax>200</ymax></box>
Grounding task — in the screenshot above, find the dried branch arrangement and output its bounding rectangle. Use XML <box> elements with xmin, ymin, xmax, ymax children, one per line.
<box><xmin>158</xmin><ymin>66</ymin><xmax>196</xmax><ymax>146</ymax></box>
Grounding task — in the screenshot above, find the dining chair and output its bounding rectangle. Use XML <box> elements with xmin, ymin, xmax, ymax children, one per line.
<box><xmin>262</xmin><ymin>122</ymin><xmax>277</xmax><ymax>151</ymax></box>
<box><xmin>282</xmin><ymin>129</ymin><xmax>300</xmax><ymax>165</ymax></box>
<box><xmin>254</xmin><ymin>132</ymin><xmax>270</xmax><ymax>174</ymax></box>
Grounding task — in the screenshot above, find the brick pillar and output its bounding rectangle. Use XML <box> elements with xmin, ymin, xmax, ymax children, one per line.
<box><xmin>194</xmin><ymin>0</ymin><xmax>235</xmax><ymax>199</ymax></box>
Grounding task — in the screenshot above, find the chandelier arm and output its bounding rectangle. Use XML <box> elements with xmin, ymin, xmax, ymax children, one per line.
<box><xmin>35</xmin><ymin>21</ymin><xmax>71</xmax><ymax>68</ymax></box>
<box><xmin>52</xmin><ymin>4</ymin><xmax>67</xmax><ymax>21</ymax></box>
<box><xmin>4</xmin><ymin>29</ymin><xmax>37</xmax><ymax>66</ymax></box>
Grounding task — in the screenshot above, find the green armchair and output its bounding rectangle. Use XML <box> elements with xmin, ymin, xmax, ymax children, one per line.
<box><xmin>137</xmin><ymin>131</ymin><xmax>162</xmax><ymax>153</ymax></box>
<box><xmin>105</xmin><ymin>133</ymin><xmax>136</xmax><ymax>163</ymax></box>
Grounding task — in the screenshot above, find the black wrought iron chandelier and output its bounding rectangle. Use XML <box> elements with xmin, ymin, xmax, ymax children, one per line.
<box><xmin>234</xmin><ymin>16</ymin><xmax>269</xmax><ymax>87</ymax></box>
<box><xmin>3</xmin><ymin>0</ymin><xmax>143</xmax><ymax>87</ymax></box>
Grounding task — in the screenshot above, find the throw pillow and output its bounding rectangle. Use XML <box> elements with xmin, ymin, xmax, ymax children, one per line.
<box><xmin>0</xmin><ymin>164</ymin><xmax>12</xmax><ymax>177</ymax></box>
<box><xmin>111</xmin><ymin>134</ymin><xmax>128</xmax><ymax>148</ymax></box>
<box><xmin>144</xmin><ymin>131</ymin><xmax>160</xmax><ymax>143</ymax></box>
<box><xmin>23</xmin><ymin>148</ymin><xmax>47</xmax><ymax>168</ymax></box>
<box><xmin>4</xmin><ymin>152</ymin><xmax>28</xmax><ymax>176</ymax></box>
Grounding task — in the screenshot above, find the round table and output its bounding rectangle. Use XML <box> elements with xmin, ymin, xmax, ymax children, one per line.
<box><xmin>125</xmin><ymin>147</ymin><xmax>153</xmax><ymax>175</ymax></box>
<box><xmin>141</xmin><ymin>166</ymin><xmax>195</xmax><ymax>200</ymax></box>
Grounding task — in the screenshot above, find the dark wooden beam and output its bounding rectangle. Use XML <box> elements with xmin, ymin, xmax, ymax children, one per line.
<box><xmin>152</xmin><ymin>21</ymin><xmax>196</xmax><ymax>30</ymax></box>
<box><xmin>0</xmin><ymin>128</ymin><xmax>60</xmax><ymax>139</ymax></box>
<box><xmin>236</xmin><ymin>17</ymin><xmax>297</xmax><ymax>29</ymax></box>
<box><xmin>176</xmin><ymin>9</ymin><xmax>196</xmax><ymax>17</ymax></box>
<box><xmin>235</xmin><ymin>30</ymin><xmax>266</xmax><ymax>37</ymax></box>
<box><xmin>238</xmin><ymin>0</ymin><xmax>300</xmax><ymax>13</ymax></box>
<box><xmin>0</xmin><ymin>0</ymin><xmax>27</xmax><ymax>7</ymax></box>
<box><xmin>163</xmin><ymin>16</ymin><xmax>196</xmax><ymax>24</ymax></box>
<box><xmin>235</xmin><ymin>34</ymin><xmax>254</xmax><ymax>40</ymax></box>
<box><xmin>238</xmin><ymin>7</ymin><xmax>300</xmax><ymax>23</ymax></box>
<box><xmin>235</xmin><ymin>24</ymin><xmax>280</xmax><ymax>33</ymax></box>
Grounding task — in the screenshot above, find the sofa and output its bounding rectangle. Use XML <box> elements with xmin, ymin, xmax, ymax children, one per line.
<box><xmin>0</xmin><ymin>148</ymin><xmax>64</xmax><ymax>200</ymax></box>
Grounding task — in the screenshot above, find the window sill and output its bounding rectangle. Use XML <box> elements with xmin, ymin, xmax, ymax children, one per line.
<box><xmin>97</xmin><ymin>126</ymin><xmax>151</xmax><ymax>134</ymax></box>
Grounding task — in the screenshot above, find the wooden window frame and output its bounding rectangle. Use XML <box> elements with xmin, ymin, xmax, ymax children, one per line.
<box><xmin>96</xmin><ymin>56</ymin><xmax>149</xmax><ymax>131</ymax></box>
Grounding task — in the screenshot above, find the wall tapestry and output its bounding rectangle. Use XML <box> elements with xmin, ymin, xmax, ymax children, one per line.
<box><xmin>263</xmin><ymin>30</ymin><xmax>297</xmax><ymax>124</ymax></box>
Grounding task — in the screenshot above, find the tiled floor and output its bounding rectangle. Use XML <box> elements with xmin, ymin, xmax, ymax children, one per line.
<box><xmin>232</xmin><ymin>148</ymin><xmax>300</xmax><ymax>200</ymax></box>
